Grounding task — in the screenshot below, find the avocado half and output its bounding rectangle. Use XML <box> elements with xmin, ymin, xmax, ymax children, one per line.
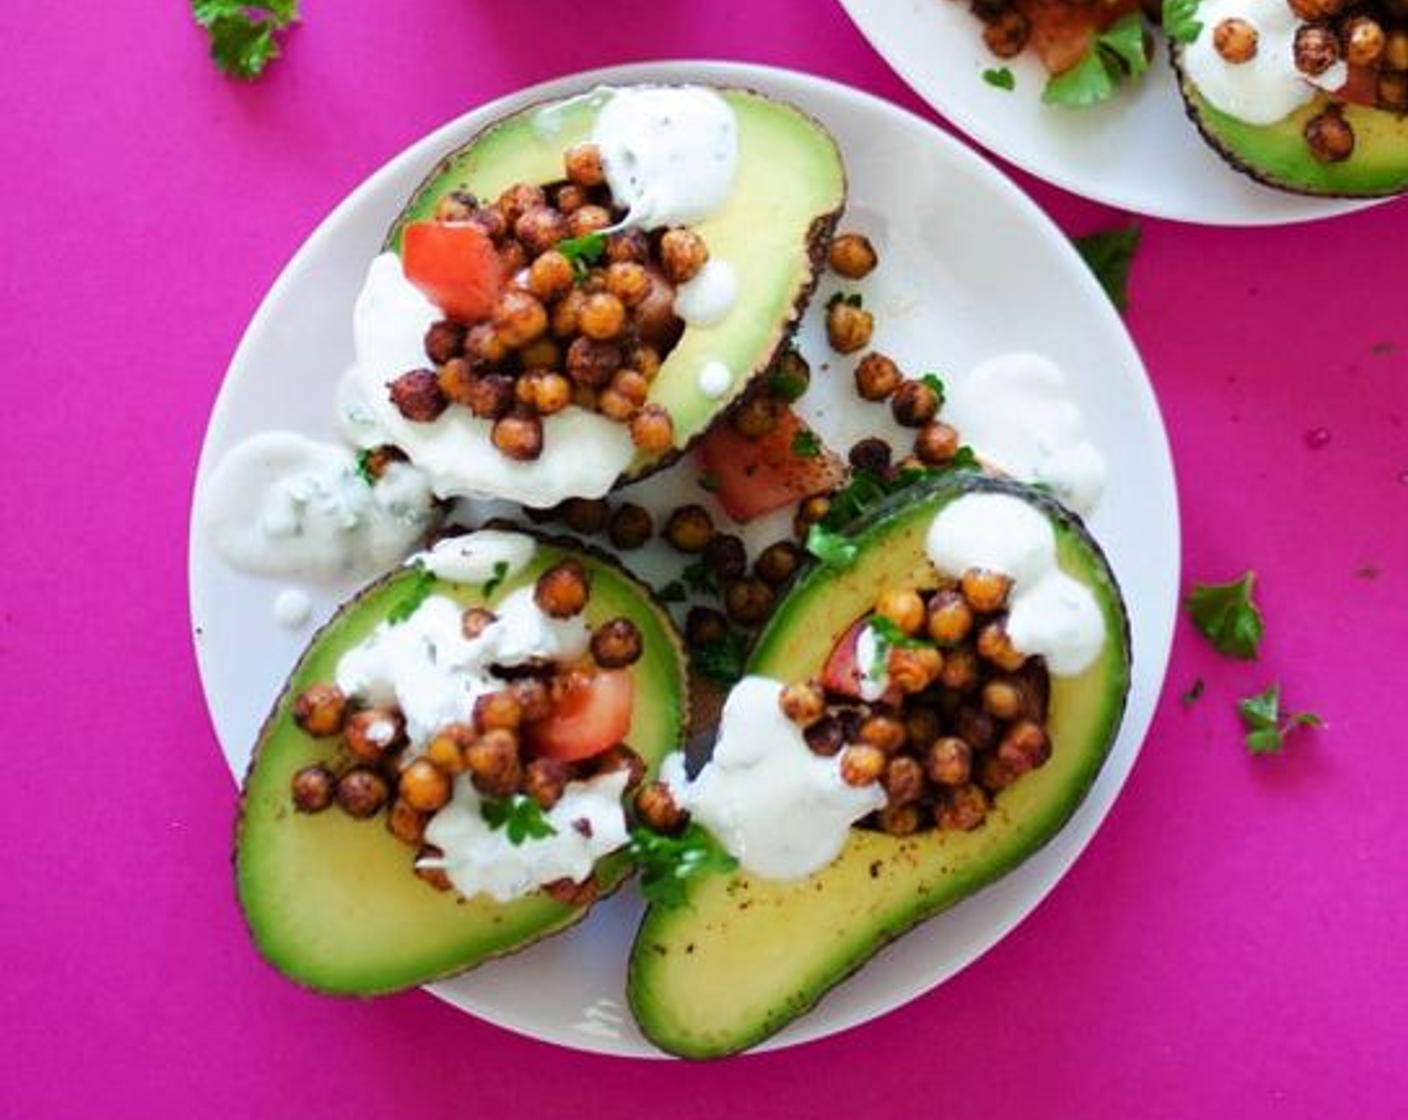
<box><xmin>626</xmin><ymin>474</ymin><xmax>1132</xmax><ymax>1058</ymax></box>
<box><xmin>384</xmin><ymin>85</ymin><xmax>846</xmax><ymax>477</ymax></box>
<box><xmin>236</xmin><ymin>535</ymin><xmax>688</xmax><ymax>996</ymax></box>
<box><xmin>1173</xmin><ymin>45</ymin><xmax>1408</xmax><ymax>197</ymax></box>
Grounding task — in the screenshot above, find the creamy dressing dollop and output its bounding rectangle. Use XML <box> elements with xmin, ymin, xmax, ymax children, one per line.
<box><xmin>661</xmin><ymin>676</ymin><xmax>886</xmax><ymax>880</ymax></box>
<box><xmin>1184</xmin><ymin>0</ymin><xmax>1346</xmax><ymax>125</ymax></box>
<box><xmin>947</xmin><ymin>354</ymin><xmax>1106</xmax><ymax>517</ymax></box>
<box><xmin>337</xmin><ymin>254</ymin><xmax>635</xmax><ymax>507</ymax></box>
<box><xmin>201</xmin><ymin>430</ymin><xmax>436</xmax><ymax>582</ymax></box>
<box><xmin>926</xmin><ymin>493</ymin><xmax>1105</xmax><ymax>676</ymax></box>
<box><xmin>592</xmin><ymin>86</ymin><xmax>739</xmax><ymax>229</ymax></box>
<box><xmin>272</xmin><ymin>588</ymin><xmax>313</xmax><ymax>628</ymax></box>
<box><xmin>414</xmin><ymin>529</ymin><xmax>536</xmax><ymax>584</ymax></box>
<box><xmin>419</xmin><ymin>770</ymin><xmax>630</xmax><ymax>903</ymax></box>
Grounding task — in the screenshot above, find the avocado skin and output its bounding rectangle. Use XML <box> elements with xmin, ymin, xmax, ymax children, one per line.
<box><xmin>626</xmin><ymin>473</ymin><xmax>1132</xmax><ymax>1058</ymax></box>
<box><xmin>1172</xmin><ymin>43</ymin><xmax>1408</xmax><ymax>198</ymax></box>
<box><xmin>235</xmin><ymin>530</ymin><xmax>688</xmax><ymax>997</ymax></box>
<box><xmin>381</xmin><ymin>85</ymin><xmax>846</xmax><ymax>482</ymax></box>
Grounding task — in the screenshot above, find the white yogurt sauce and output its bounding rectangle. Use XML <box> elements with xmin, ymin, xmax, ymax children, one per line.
<box><xmin>947</xmin><ymin>353</ymin><xmax>1106</xmax><ymax>517</ymax></box>
<box><xmin>661</xmin><ymin>676</ymin><xmax>886</xmax><ymax>880</ymax></box>
<box><xmin>926</xmin><ymin>493</ymin><xmax>1105</xmax><ymax>676</ymax></box>
<box><xmin>420</xmin><ymin>770</ymin><xmax>630</xmax><ymax>903</ymax></box>
<box><xmin>592</xmin><ymin>86</ymin><xmax>738</xmax><ymax>230</ymax></box>
<box><xmin>337</xmin><ymin>254</ymin><xmax>635</xmax><ymax>507</ymax></box>
<box><xmin>272</xmin><ymin>588</ymin><xmax>313</xmax><ymax>628</ymax></box>
<box><xmin>414</xmin><ymin>529</ymin><xmax>536</xmax><ymax>584</ymax></box>
<box><xmin>853</xmin><ymin>625</ymin><xmax>891</xmax><ymax>702</ymax></box>
<box><xmin>696</xmin><ymin>360</ymin><xmax>733</xmax><ymax>399</ymax></box>
<box><xmin>1184</xmin><ymin>0</ymin><xmax>1346</xmax><ymax>125</ymax></box>
<box><xmin>201</xmin><ymin>430</ymin><xmax>436</xmax><ymax>582</ymax></box>
<box><xmin>674</xmin><ymin>259</ymin><xmax>738</xmax><ymax>326</ymax></box>
<box><xmin>333</xmin><ymin>583</ymin><xmax>590</xmax><ymax>750</ymax></box>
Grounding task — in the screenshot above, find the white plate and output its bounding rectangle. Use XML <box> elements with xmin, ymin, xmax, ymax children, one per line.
<box><xmin>190</xmin><ymin>60</ymin><xmax>1179</xmax><ymax>1057</ymax></box>
<box><xmin>838</xmin><ymin>0</ymin><xmax>1378</xmax><ymax>225</ymax></box>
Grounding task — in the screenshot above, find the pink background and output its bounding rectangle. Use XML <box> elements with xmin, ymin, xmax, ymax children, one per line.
<box><xmin>3</xmin><ymin>1</ymin><xmax>1405</xmax><ymax>1116</ymax></box>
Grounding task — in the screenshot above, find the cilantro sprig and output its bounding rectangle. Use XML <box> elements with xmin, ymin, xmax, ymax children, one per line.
<box><xmin>1185</xmin><ymin>572</ymin><xmax>1265</xmax><ymax>660</ymax></box>
<box><xmin>388</xmin><ymin>562</ymin><xmax>436</xmax><ymax>625</ymax></box>
<box><xmin>983</xmin><ymin>67</ymin><xmax>1017</xmax><ymax>91</ymax></box>
<box><xmin>354</xmin><ymin>448</ymin><xmax>376</xmax><ymax>486</ymax></box>
<box><xmin>1163</xmin><ymin>0</ymin><xmax>1203</xmax><ymax>44</ymax></box>
<box><xmin>1238</xmin><ymin>683</ymin><xmax>1322</xmax><ymax>755</ymax></box>
<box><xmin>694</xmin><ymin>628</ymin><xmax>750</xmax><ymax>687</ymax></box>
<box><xmin>1074</xmin><ymin>223</ymin><xmax>1142</xmax><ymax>313</ymax></box>
<box><xmin>191</xmin><ymin>0</ymin><xmax>300</xmax><ymax>81</ymax></box>
<box><xmin>630</xmin><ymin>824</ymin><xmax>738</xmax><ymax>908</ymax></box>
<box><xmin>480</xmin><ymin>795</ymin><xmax>558</xmax><ymax>844</ymax></box>
<box><xmin>558</xmin><ymin>232</ymin><xmax>608</xmax><ymax>278</ymax></box>
<box><xmin>791</xmin><ymin>429</ymin><xmax>823</xmax><ymax>459</ymax></box>
<box><xmin>805</xmin><ymin>523</ymin><xmax>860</xmax><ymax>570</ymax></box>
<box><xmin>481</xmin><ymin>560</ymin><xmax>510</xmax><ymax>599</ymax></box>
<box><xmin>1043</xmin><ymin>14</ymin><xmax>1151</xmax><ymax>109</ymax></box>
<box><xmin>867</xmin><ymin>616</ymin><xmax>935</xmax><ymax>677</ymax></box>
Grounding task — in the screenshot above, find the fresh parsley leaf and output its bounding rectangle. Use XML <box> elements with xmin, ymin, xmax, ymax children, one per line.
<box><xmin>867</xmin><ymin>616</ymin><xmax>935</xmax><ymax>677</ymax></box>
<box><xmin>388</xmin><ymin>562</ymin><xmax>435</xmax><ymax>625</ymax></box>
<box><xmin>698</xmin><ymin>472</ymin><xmax>720</xmax><ymax>493</ymax></box>
<box><xmin>949</xmin><ymin>445</ymin><xmax>980</xmax><ymax>470</ymax></box>
<box><xmin>656</xmin><ymin>580</ymin><xmax>688</xmax><ymax>604</ymax></box>
<box><xmin>629</xmin><ymin>824</ymin><xmax>738</xmax><ymax>908</ymax></box>
<box><xmin>920</xmin><ymin>372</ymin><xmax>947</xmax><ymax>404</ymax></box>
<box><xmin>1181</xmin><ymin>678</ymin><xmax>1205</xmax><ymax>707</ymax></box>
<box><xmin>694</xmin><ymin>628</ymin><xmax>750</xmax><ymax>687</ymax></box>
<box><xmin>983</xmin><ymin>67</ymin><xmax>1017</xmax><ymax>91</ymax></box>
<box><xmin>191</xmin><ymin>0</ymin><xmax>300</xmax><ymax>81</ymax></box>
<box><xmin>1043</xmin><ymin>13</ymin><xmax>1150</xmax><ymax>109</ymax></box>
<box><xmin>791</xmin><ymin>429</ymin><xmax>823</xmax><ymax>459</ymax></box>
<box><xmin>480</xmin><ymin>795</ymin><xmax>558</xmax><ymax>844</ymax></box>
<box><xmin>805</xmin><ymin>523</ymin><xmax>860</xmax><ymax>570</ymax></box>
<box><xmin>681</xmin><ymin>559</ymin><xmax>720</xmax><ymax>597</ymax></box>
<box><xmin>1185</xmin><ymin>572</ymin><xmax>1264</xmax><ymax>660</ymax></box>
<box><xmin>1073</xmin><ymin>223</ymin><xmax>1142</xmax><ymax>313</ymax></box>
<box><xmin>557</xmin><ymin>232</ymin><xmax>607</xmax><ymax>277</ymax></box>
<box><xmin>354</xmin><ymin>448</ymin><xmax>376</xmax><ymax>486</ymax></box>
<box><xmin>768</xmin><ymin>362</ymin><xmax>809</xmax><ymax>403</ymax></box>
<box><xmin>1163</xmin><ymin>0</ymin><xmax>1203</xmax><ymax>43</ymax></box>
<box><xmin>481</xmin><ymin>560</ymin><xmax>510</xmax><ymax>599</ymax></box>
<box><xmin>1237</xmin><ymin>683</ymin><xmax>1323</xmax><ymax>755</ymax></box>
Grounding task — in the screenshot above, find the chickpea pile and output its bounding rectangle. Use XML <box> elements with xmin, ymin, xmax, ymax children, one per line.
<box><xmin>387</xmin><ymin>141</ymin><xmax>714</xmax><ymax>461</ymax></box>
<box><xmin>777</xmin><ymin>569</ymin><xmax>1054</xmax><ymax>837</ymax></box>
<box><xmin>286</xmin><ymin>560</ymin><xmax>648</xmax><ymax>898</ymax></box>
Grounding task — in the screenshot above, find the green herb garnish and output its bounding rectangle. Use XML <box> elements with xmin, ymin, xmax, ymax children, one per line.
<box><xmin>920</xmin><ymin>372</ymin><xmax>947</xmax><ymax>404</ymax></box>
<box><xmin>698</xmin><ymin>472</ymin><xmax>720</xmax><ymax>493</ymax></box>
<box><xmin>481</xmin><ymin>560</ymin><xmax>510</xmax><ymax>599</ymax></box>
<box><xmin>791</xmin><ymin>429</ymin><xmax>823</xmax><ymax>459</ymax></box>
<box><xmin>1042</xmin><ymin>13</ymin><xmax>1150</xmax><ymax>109</ymax></box>
<box><xmin>1163</xmin><ymin>0</ymin><xmax>1203</xmax><ymax>44</ymax></box>
<box><xmin>805</xmin><ymin>523</ymin><xmax>860</xmax><ymax>570</ymax></box>
<box><xmin>629</xmin><ymin>824</ymin><xmax>739</xmax><ymax>908</ymax></box>
<box><xmin>480</xmin><ymin>795</ymin><xmax>558</xmax><ymax>844</ymax></box>
<box><xmin>1238</xmin><ymin>683</ymin><xmax>1322</xmax><ymax>754</ymax></box>
<box><xmin>354</xmin><ymin>448</ymin><xmax>376</xmax><ymax>486</ymax></box>
<box><xmin>191</xmin><ymin>0</ymin><xmax>300</xmax><ymax>80</ymax></box>
<box><xmin>694</xmin><ymin>628</ymin><xmax>750</xmax><ymax>686</ymax></box>
<box><xmin>681</xmin><ymin>559</ymin><xmax>720</xmax><ymax>597</ymax></box>
<box><xmin>388</xmin><ymin>562</ymin><xmax>435</xmax><ymax>625</ymax></box>
<box><xmin>656</xmin><ymin>581</ymin><xmax>688</xmax><ymax>604</ymax></box>
<box><xmin>826</xmin><ymin>291</ymin><xmax>864</xmax><ymax>311</ymax></box>
<box><xmin>867</xmin><ymin>616</ymin><xmax>935</xmax><ymax>677</ymax></box>
<box><xmin>768</xmin><ymin>363</ymin><xmax>809</xmax><ymax>403</ymax></box>
<box><xmin>983</xmin><ymin>67</ymin><xmax>1017</xmax><ymax>91</ymax></box>
<box><xmin>1185</xmin><ymin>572</ymin><xmax>1264</xmax><ymax>660</ymax></box>
<box><xmin>1073</xmin><ymin>223</ymin><xmax>1142</xmax><ymax>312</ymax></box>
<box><xmin>558</xmin><ymin>232</ymin><xmax>608</xmax><ymax>278</ymax></box>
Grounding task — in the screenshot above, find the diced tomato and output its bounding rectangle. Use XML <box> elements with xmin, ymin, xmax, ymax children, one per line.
<box><xmin>821</xmin><ymin>616</ymin><xmax>902</xmax><ymax>706</ymax></box>
<box><xmin>526</xmin><ymin>669</ymin><xmax>635</xmax><ymax>762</ymax></box>
<box><xmin>401</xmin><ymin>220</ymin><xmax>504</xmax><ymax>324</ymax></box>
<box><xmin>1017</xmin><ymin>0</ymin><xmax>1141</xmax><ymax>75</ymax></box>
<box><xmin>696</xmin><ymin>406</ymin><xmax>846</xmax><ymax>523</ymax></box>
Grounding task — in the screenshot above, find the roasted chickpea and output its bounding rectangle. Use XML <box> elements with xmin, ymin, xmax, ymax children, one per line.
<box><xmin>578</xmin><ymin>291</ymin><xmax>627</xmax><ymax>341</ymax></box>
<box><xmin>905</xmin><ymin>705</ymin><xmax>943</xmax><ymax>750</ymax></box>
<box><xmin>875</xmin><ymin>588</ymin><xmax>925</xmax><ymax>636</ymax></box>
<box><xmin>1385</xmin><ymin>28</ymin><xmax>1408</xmax><ymax>70</ymax></box>
<box><xmin>768</xmin><ymin>348</ymin><xmax>811</xmax><ymax>401</ymax></box>
<box><xmin>703</xmin><ymin>533</ymin><xmax>748</xmax><ymax>580</ymax></box>
<box><xmin>433</xmin><ymin>190</ymin><xmax>476</xmax><ymax>223</ymax></box>
<box><xmin>630</xmin><ymin>404</ymin><xmax>675</xmax><ymax>454</ymax></box>
<box><xmin>461</xmin><ymin>606</ymin><xmax>497</xmax><ymax>640</ymax></box>
<box><xmin>529</xmin><ymin>250</ymin><xmax>575</xmax><ymax>303</ymax></box>
<box><xmin>514</xmin><ymin>205</ymin><xmax>568</xmax><ymax>256</ymax></box>
<box><xmin>634</xmin><ymin>781</ymin><xmax>689</xmax><ymax>834</ymax></box>
<box><xmin>518</xmin><ymin>370</ymin><xmax>572</xmax><ymax>416</ymax></box>
<box><xmin>554</xmin><ymin>183</ymin><xmax>589</xmax><ymax>213</ymax></box>
<box><xmin>495</xmin><ymin>182</ymin><xmax>546</xmax><ymax>227</ymax></box>
<box><xmin>535</xmin><ymin>559</ymin><xmax>591</xmax><ymax>618</ymax></box>
<box><xmin>292</xmin><ymin>683</ymin><xmax>347</xmax><ymax>738</ymax></box>
<box><xmin>960</xmin><ymin>568</ymin><xmax>1012</xmax><ymax>613</ymax></box>
<box><xmin>1380</xmin><ymin>70</ymin><xmax>1408</xmax><ymax>110</ymax></box>
<box><xmin>925</xmin><ymin>737</ymin><xmax>973</xmax><ymax>787</ymax></box>
<box><xmin>939</xmin><ymin>644</ymin><xmax>981</xmax><ymax>692</ymax></box>
<box><xmin>345</xmin><ymin>708</ymin><xmax>406</xmax><ymax>761</ymax></box>
<box><xmin>888</xmin><ymin>646</ymin><xmax>944</xmax><ymax>694</ymax></box>
<box><xmin>474</xmin><ymin>690</ymin><xmax>522</xmax><ymax>733</ymax></box>
<box><xmin>608</xmin><ymin>503</ymin><xmax>654</xmax><ymax>551</ymax></box>
<box><xmin>1213</xmin><ymin>17</ymin><xmax>1258</xmax><ymax>63</ymax></box>
<box><xmin>465</xmin><ymin>728</ymin><xmax>522</xmax><ymax>798</ymax></box>
<box><xmin>464</xmin><ymin>373</ymin><xmax>516</xmax><ymax>421</ymax></box>
<box><xmin>560</xmin><ymin>497</ymin><xmax>610</xmax><ymax>535</ymax></box>
<box><xmin>665</xmin><ymin>504</ymin><xmax>715</xmax><ymax>553</ymax></box>
<box><xmin>509</xmin><ymin>678</ymin><xmax>553</xmax><ymax>723</ymax></box>
<box><xmin>879</xmin><ymin>803</ymin><xmax>924</xmax><ymax>836</ymax></box>
<box><xmin>936</xmin><ymin>784</ymin><xmax>989</xmax><ymax>831</ymax></box>
<box><xmin>605</xmin><ymin>261</ymin><xmax>652</xmax><ymax>307</ymax></box>
<box><xmin>524</xmin><ymin>757</ymin><xmax>569</xmax><ymax>811</ymax></box>
<box><xmin>685</xmin><ymin>606</ymin><xmax>729</xmax><ymax>650</ymax></box>
<box><xmin>591</xmin><ymin>618</ymin><xmax>644</xmax><ymax>668</ymax></box>
<box><xmin>890</xmin><ymin>379</ymin><xmax>941</xmax><ymax>428</ymax></box>
<box><xmin>848</xmin><ymin>436</ymin><xmax>893</xmax><ymax>475</ymax></box>
<box><xmin>883</xmin><ymin>756</ymin><xmax>926</xmax><ymax>807</ymax></box>
<box><xmin>977</xmin><ymin>752</ymin><xmax>1020</xmax><ymax>794</ymax></box>
<box><xmin>826</xmin><ymin>300</ymin><xmax>874</xmax><ymax>354</ymax></box>
<box><xmin>660</xmin><ymin>228</ymin><xmax>709</xmax><ymax>283</ymax></box>
<box><xmin>1294</xmin><ymin>24</ymin><xmax>1340</xmax><ymax>76</ymax></box>
<box><xmin>414</xmin><ymin>846</ymin><xmax>454</xmax><ymax>892</ymax></box>
<box><xmin>425</xmin><ymin>724</ymin><xmax>474</xmax><ymax>774</ymax></box>
<box><xmin>566</xmin><ymin>337</ymin><xmax>623</xmax><ymax>388</ymax></box>
<box><xmin>399</xmin><ymin>758</ymin><xmax>451</xmax><ymax>813</ymax></box>
<box><xmin>498</xmin><ymin>239</ymin><xmax>529</xmax><ymax>278</ymax></box>
<box><xmin>567</xmin><ymin>204</ymin><xmax>612</xmax><ymax>238</ymax></box>
<box><xmin>841</xmin><ymin>743</ymin><xmax>887</xmax><ymax>787</ymax></box>
<box><xmin>335</xmin><ymin>766</ymin><xmax>390</xmax><ymax>819</ymax></box>
<box><xmin>491</xmin><ymin>409</ymin><xmax>544</xmax><ymax>461</ymax></box>
<box><xmin>386</xmin><ymin>798</ymin><xmax>427</xmax><ymax>846</ymax></box>
<box><xmin>596</xmin><ymin>388</ymin><xmax>635</xmax><ymax>422</ymax></box>
<box><xmin>492</xmin><ymin>290</ymin><xmax>549</xmax><ymax>350</ymax></box>
<box><xmin>437</xmin><ymin>357</ymin><xmax>476</xmax><ymax>408</ymax></box>
<box><xmin>465</xmin><ymin>206</ymin><xmax>508</xmax><ymax>244</ymax></box>
<box><xmin>798</xmin><ymin>494</ymin><xmax>832</xmax><ymax>525</ymax></box>
<box><xmin>779</xmin><ymin>680</ymin><xmax>827</xmax><ymax>727</ymax></box>
<box><xmin>982</xmin><ymin>8</ymin><xmax>1031</xmax><ymax>57</ymax></box>
<box><xmin>754</xmin><ymin>540</ymin><xmax>803</xmax><ymax>586</ymax></box>
<box><xmin>291</xmin><ymin>764</ymin><xmax>336</xmax><ymax>813</ymax></box>
<box><xmin>954</xmin><ymin>705</ymin><xmax>999</xmax><ymax>752</ymax></box>
<box><xmin>625</xmin><ymin>342</ymin><xmax>663</xmax><ymax>380</ymax></box>
<box><xmin>730</xmin><ymin>393</ymin><xmax>783</xmax><ymax>439</ymax></box>
<box><xmin>853</xmin><ymin>352</ymin><xmax>902</xmax><ymax>400</ymax></box>
<box><xmin>914</xmin><ymin>421</ymin><xmax>961</xmax><ymax>465</ymax></box>
<box><xmin>723</xmin><ymin>577</ymin><xmax>775</xmax><ymax>627</ymax></box>
<box><xmin>997</xmin><ymin>720</ymin><xmax>1051</xmax><ymax>774</ymax></box>
<box><xmin>827</xmin><ymin>232</ymin><xmax>879</xmax><ymax>279</ymax></box>
<box><xmin>859</xmin><ymin>713</ymin><xmax>907</xmax><ymax>754</ymax></box>
<box><xmin>424</xmin><ymin>319</ymin><xmax>467</xmax><ymax>364</ymax></box>
<box><xmin>464</xmin><ymin>322</ymin><xmax>509</xmax><ymax>366</ymax></box>
<box><xmin>805</xmin><ymin>714</ymin><xmax>846</xmax><ymax>757</ymax></box>
<box><xmin>1288</xmin><ymin>0</ymin><xmax>1344</xmax><ymax>19</ymax></box>
<box><xmin>388</xmin><ymin>368</ymin><xmax>448</xmax><ymax>422</ymax></box>
<box><xmin>977</xmin><ymin>620</ymin><xmax>1027</xmax><ymax>671</ymax></box>
<box><xmin>353</xmin><ymin>444</ymin><xmax>407</xmax><ymax>483</ymax></box>
<box><xmin>607</xmin><ymin>228</ymin><xmax>650</xmax><ymax>263</ymax></box>
<box><xmin>982</xmin><ymin>678</ymin><xmax>1025</xmax><ymax>722</ymax></box>
<box><xmin>551</xmin><ymin>289</ymin><xmax>586</xmax><ymax>339</ymax></box>
<box><xmin>593</xmin><ymin>743</ymin><xmax>647</xmax><ymax>791</ymax></box>
<box><xmin>564</xmin><ymin>142</ymin><xmax>606</xmax><ymax>187</ymax></box>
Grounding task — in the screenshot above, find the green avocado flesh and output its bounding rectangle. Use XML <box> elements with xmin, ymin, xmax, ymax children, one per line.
<box><xmin>627</xmin><ymin>474</ymin><xmax>1131</xmax><ymax>1058</ymax></box>
<box><xmin>1176</xmin><ymin>53</ymin><xmax>1408</xmax><ymax>197</ymax></box>
<box><xmin>236</xmin><ymin>539</ymin><xmax>687</xmax><ymax>996</ymax></box>
<box><xmin>384</xmin><ymin>86</ymin><xmax>846</xmax><ymax>474</ymax></box>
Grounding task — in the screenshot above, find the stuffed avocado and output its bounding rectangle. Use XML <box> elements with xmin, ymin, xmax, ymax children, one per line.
<box><xmin>626</xmin><ymin>474</ymin><xmax>1131</xmax><ymax>1058</ymax></box>
<box><xmin>1173</xmin><ymin>0</ymin><xmax>1408</xmax><ymax>196</ymax></box>
<box><xmin>337</xmin><ymin>84</ymin><xmax>845</xmax><ymax>507</ymax></box>
<box><xmin>235</xmin><ymin>530</ymin><xmax>687</xmax><ymax>996</ymax></box>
